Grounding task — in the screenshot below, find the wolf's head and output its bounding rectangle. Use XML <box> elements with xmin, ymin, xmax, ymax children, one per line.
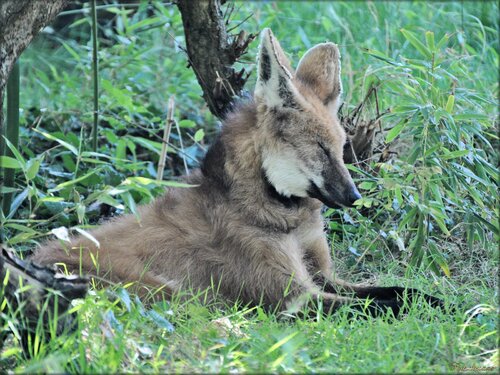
<box><xmin>254</xmin><ymin>28</ymin><xmax>361</xmax><ymax>208</ymax></box>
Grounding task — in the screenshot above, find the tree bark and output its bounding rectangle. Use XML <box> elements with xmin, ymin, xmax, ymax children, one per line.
<box><xmin>177</xmin><ymin>0</ymin><xmax>255</xmax><ymax>118</ymax></box>
<box><xmin>0</xmin><ymin>0</ymin><xmax>69</xmax><ymax>152</ymax></box>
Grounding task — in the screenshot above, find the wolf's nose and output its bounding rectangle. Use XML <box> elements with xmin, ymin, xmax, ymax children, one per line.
<box><xmin>347</xmin><ymin>186</ymin><xmax>362</xmax><ymax>207</ymax></box>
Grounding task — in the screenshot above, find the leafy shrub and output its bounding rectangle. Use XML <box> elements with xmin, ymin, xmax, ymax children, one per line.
<box><xmin>343</xmin><ymin>29</ymin><xmax>498</xmax><ymax>274</ymax></box>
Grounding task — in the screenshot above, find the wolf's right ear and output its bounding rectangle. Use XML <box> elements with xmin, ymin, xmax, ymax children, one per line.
<box><xmin>254</xmin><ymin>28</ymin><xmax>299</xmax><ymax>109</ymax></box>
<box><xmin>295</xmin><ymin>43</ymin><xmax>342</xmax><ymax>113</ymax></box>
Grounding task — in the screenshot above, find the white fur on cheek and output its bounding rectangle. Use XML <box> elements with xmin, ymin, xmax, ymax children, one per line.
<box><xmin>262</xmin><ymin>148</ymin><xmax>323</xmax><ymax>198</ymax></box>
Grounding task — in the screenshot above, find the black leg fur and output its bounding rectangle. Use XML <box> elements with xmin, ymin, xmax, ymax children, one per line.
<box><xmin>312</xmin><ymin>274</ymin><xmax>445</xmax><ymax>317</ymax></box>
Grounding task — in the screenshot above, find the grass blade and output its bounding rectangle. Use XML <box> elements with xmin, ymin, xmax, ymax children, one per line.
<box><xmin>400</xmin><ymin>28</ymin><xmax>432</xmax><ymax>59</ymax></box>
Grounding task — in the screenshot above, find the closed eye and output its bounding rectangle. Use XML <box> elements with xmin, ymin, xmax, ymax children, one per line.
<box><xmin>317</xmin><ymin>142</ymin><xmax>331</xmax><ymax>159</ymax></box>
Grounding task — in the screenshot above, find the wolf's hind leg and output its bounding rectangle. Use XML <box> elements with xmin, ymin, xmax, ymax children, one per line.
<box><xmin>318</xmin><ymin>279</ymin><xmax>444</xmax><ymax>315</ymax></box>
<box><xmin>31</xmin><ymin>240</ymin><xmax>176</xmax><ymax>302</ymax></box>
<box><xmin>344</xmin><ymin>284</ymin><xmax>444</xmax><ymax>310</ymax></box>
<box><xmin>303</xmin><ymin>237</ymin><xmax>443</xmax><ymax>313</ymax></box>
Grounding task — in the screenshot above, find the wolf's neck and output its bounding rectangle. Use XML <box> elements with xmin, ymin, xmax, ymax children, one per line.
<box><xmin>261</xmin><ymin>169</ymin><xmax>303</xmax><ymax>209</ymax></box>
<box><xmin>200</xmin><ymin>100</ymin><xmax>319</xmax><ymax>232</ymax></box>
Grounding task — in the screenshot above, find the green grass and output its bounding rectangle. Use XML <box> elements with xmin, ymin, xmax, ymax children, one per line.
<box><xmin>1</xmin><ymin>0</ymin><xmax>498</xmax><ymax>372</ymax></box>
<box><xmin>3</xmin><ymin>273</ymin><xmax>497</xmax><ymax>373</ymax></box>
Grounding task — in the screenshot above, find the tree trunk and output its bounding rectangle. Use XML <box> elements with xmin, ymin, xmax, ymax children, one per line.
<box><xmin>0</xmin><ymin>0</ymin><xmax>69</xmax><ymax>154</ymax></box>
<box><xmin>177</xmin><ymin>0</ymin><xmax>255</xmax><ymax>118</ymax></box>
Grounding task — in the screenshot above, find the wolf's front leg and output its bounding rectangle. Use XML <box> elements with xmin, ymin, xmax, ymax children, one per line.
<box><xmin>303</xmin><ymin>234</ymin><xmax>339</xmax><ymax>292</ymax></box>
<box><xmin>312</xmin><ymin>272</ymin><xmax>444</xmax><ymax>316</ymax></box>
<box><xmin>215</xmin><ymin>236</ymin><xmax>378</xmax><ymax>315</ymax></box>
<box><xmin>303</xmin><ymin>234</ymin><xmax>443</xmax><ymax>315</ymax></box>
<box><xmin>337</xmin><ymin>284</ymin><xmax>444</xmax><ymax>312</ymax></box>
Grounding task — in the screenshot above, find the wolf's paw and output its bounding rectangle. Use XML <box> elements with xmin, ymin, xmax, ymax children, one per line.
<box><xmin>352</xmin><ymin>287</ymin><xmax>447</xmax><ymax>319</ymax></box>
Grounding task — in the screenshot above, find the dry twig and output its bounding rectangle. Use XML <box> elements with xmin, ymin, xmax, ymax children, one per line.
<box><xmin>157</xmin><ymin>96</ymin><xmax>176</xmax><ymax>181</ymax></box>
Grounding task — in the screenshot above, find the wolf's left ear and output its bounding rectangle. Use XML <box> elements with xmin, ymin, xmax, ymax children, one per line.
<box><xmin>295</xmin><ymin>43</ymin><xmax>342</xmax><ymax>112</ymax></box>
<box><xmin>255</xmin><ymin>28</ymin><xmax>299</xmax><ymax>108</ymax></box>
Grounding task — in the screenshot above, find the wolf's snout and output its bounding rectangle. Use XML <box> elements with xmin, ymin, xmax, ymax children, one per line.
<box><xmin>307</xmin><ymin>179</ymin><xmax>361</xmax><ymax>209</ymax></box>
<box><xmin>345</xmin><ymin>186</ymin><xmax>362</xmax><ymax>207</ymax></box>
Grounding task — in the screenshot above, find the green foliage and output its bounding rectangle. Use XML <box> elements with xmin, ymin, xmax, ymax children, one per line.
<box><xmin>2</xmin><ymin>2</ymin><xmax>207</xmax><ymax>248</ymax></box>
<box><xmin>349</xmin><ymin>28</ymin><xmax>498</xmax><ymax>275</ymax></box>
<box><xmin>0</xmin><ymin>1</ymin><xmax>498</xmax><ymax>372</ymax></box>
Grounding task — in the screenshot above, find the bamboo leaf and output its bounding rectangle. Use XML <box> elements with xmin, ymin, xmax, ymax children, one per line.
<box><xmin>409</xmin><ymin>214</ymin><xmax>425</xmax><ymax>266</ymax></box>
<box><xmin>264</xmin><ymin>331</ymin><xmax>299</xmax><ymax>355</ymax></box>
<box><xmin>441</xmin><ymin>150</ymin><xmax>469</xmax><ymax>160</ymax></box>
<box><xmin>362</xmin><ymin>48</ymin><xmax>399</xmax><ymax>66</ymax></box>
<box><xmin>0</xmin><ymin>187</ymin><xmax>19</xmax><ymax>194</ymax></box>
<box><xmin>0</xmin><ymin>156</ymin><xmax>22</xmax><ymax>169</ymax></box>
<box><xmin>194</xmin><ymin>129</ymin><xmax>205</xmax><ymax>143</ymax></box>
<box><xmin>425</xmin><ymin>31</ymin><xmax>435</xmax><ymax>51</ymax></box>
<box><xmin>400</xmin><ymin>29</ymin><xmax>432</xmax><ymax>59</ymax></box>
<box><xmin>472</xmin><ymin>213</ymin><xmax>499</xmax><ymax>236</ymax></box>
<box><xmin>26</xmin><ymin>155</ymin><xmax>45</xmax><ymax>180</ymax></box>
<box><xmin>430</xmin><ymin>211</ymin><xmax>451</xmax><ymax>236</ymax></box>
<box><xmin>3</xmin><ymin>137</ymin><xmax>26</xmax><ymax>169</ymax></box>
<box><xmin>129</xmin><ymin>136</ymin><xmax>162</xmax><ymax>155</ymax></box>
<box><xmin>428</xmin><ymin>240</ymin><xmax>450</xmax><ymax>277</ymax></box>
<box><xmin>452</xmin><ymin>163</ymin><xmax>489</xmax><ymax>186</ymax></box>
<box><xmin>97</xmin><ymin>194</ymin><xmax>125</xmax><ymax>210</ymax></box>
<box><xmin>7</xmin><ymin>188</ymin><xmax>29</xmax><ymax>219</ymax></box>
<box><xmin>121</xmin><ymin>191</ymin><xmax>138</xmax><ymax>219</ymax></box>
<box><xmin>33</xmin><ymin>129</ymin><xmax>78</xmax><ymax>156</ymax></box>
<box><xmin>398</xmin><ymin>206</ymin><xmax>418</xmax><ymax>230</ymax></box>
<box><xmin>147</xmin><ymin>310</ymin><xmax>174</xmax><ymax>332</ymax></box>
<box><xmin>72</xmin><ymin>226</ymin><xmax>100</xmax><ymax>248</ymax></box>
<box><xmin>123</xmin><ymin>176</ymin><xmax>194</xmax><ymax>188</ymax></box>
<box><xmin>445</xmin><ymin>94</ymin><xmax>455</xmax><ymax>113</ymax></box>
<box><xmin>435</xmin><ymin>33</ymin><xmax>450</xmax><ymax>50</ymax></box>
<box><xmin>386</xmin><ymin>121</ymin><xmax>407</xmax><ymax>143</ymax></box>
<box><xmin>48</xmin><ymin>168</ymin><xmax>103</xmax><ymax>192</ymax></box>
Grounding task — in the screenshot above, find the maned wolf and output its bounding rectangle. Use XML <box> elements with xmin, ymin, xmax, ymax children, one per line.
<box><xmin>32</xmin><ymin>29</ymin><xmax>442</xmax><ymax>316</ymax></box>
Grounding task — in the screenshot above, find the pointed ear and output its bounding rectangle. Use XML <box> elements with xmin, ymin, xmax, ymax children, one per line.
<box><xmin>295</xmin><ymin>43</ymin><xmax>342</xmax><ymax>111</ymax></box>
<box><xmin>254</xmin><ymin>28</ymin><xmax>299</xmax><ymax>108</ymax></box>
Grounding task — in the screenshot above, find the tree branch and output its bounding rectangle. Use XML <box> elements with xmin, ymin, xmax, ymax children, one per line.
<box><xmin>176</xmin><ymin>0</ymin><xmax>255</xmax><ymax>118</ymax></box>
<box><xmin>0</xmin><ymin>0</ymin><xmax>69</xmax><ymax>93</ymax></box>
<box><xmin>0</xmin><ymin>0</ymin><xmax>68</xmax><ymax>229</ymax></box>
